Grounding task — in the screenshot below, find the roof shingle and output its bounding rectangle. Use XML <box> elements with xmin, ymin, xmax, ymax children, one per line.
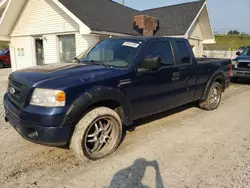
<box><xmin>58</xmin><ymin>0</ymin><xmax>205</xmax><ymax>36</ymax></box>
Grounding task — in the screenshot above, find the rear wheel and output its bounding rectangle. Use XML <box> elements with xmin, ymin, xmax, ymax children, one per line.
<box><xmin>70</xmin><ymin>107</ymin><xmax>122</xmax><ymax>161</ymax></box>
<box><xmin>199</xmin><ymin>82</ymin><xmax>222</xmax><ymax>111</ymax></box>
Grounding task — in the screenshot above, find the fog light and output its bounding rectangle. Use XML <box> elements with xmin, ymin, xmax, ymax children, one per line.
<box><xmin>27</xmin><ymin>128</ymin><xmax>38</xmax><ymax>138</ymax></box>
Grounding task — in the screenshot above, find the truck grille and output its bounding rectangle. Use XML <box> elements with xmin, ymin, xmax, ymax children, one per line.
<box><xmin>237</xmin><ymin>62</ymin><xmax>250</xmax><ymax>69</ymax></box>
<box><xmin>8</xmin><ymin>77</ymin><xmax>30</xmax><ymax>109</ymax></box>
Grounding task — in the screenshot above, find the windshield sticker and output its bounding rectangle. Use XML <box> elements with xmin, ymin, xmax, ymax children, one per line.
<box><xmin>122</xmin><ymin>42</ymin><xmax>140</xmax><ymax>48</ymax></box>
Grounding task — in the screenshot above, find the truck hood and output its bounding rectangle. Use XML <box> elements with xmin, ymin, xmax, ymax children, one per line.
<box><xmin>233</xmin><ymin>55</ymin><xmax>250</xmax><ymax>61</ymax></box>
<box><xmin>10</xmin><ymin>63</ymin><xmax>124</xmax><ymax>87</ymax></box>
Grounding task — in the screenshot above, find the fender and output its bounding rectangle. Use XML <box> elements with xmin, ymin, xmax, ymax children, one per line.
<box><xmin>61</xmin><ymin>86</ymin><xmax>132</xmax><ymax>126</ymax></box>
<box><xmin>201</xmin><ymin>70</ymin><xmax>226</xmax><ymax>100</ymax></box>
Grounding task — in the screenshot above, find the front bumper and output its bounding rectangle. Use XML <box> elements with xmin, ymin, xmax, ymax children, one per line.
<box><xmin>232</xmin><ymin>70</ymin><xmax>250</xmax><ymax>78</ymax></box>
<box><xmin>4</xmin><ymin>93</ymin><xmax>73</xmax><ymax>146</ymax></box>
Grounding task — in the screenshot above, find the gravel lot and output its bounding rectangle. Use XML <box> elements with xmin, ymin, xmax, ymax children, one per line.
<box><xmin>0</xmin><ymin>70</ymin><xmax>250</xmax><ymax>188</ymax></box>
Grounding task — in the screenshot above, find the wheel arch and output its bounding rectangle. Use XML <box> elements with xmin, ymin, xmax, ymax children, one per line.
<box><xmin>61</xmin><ymin>87</ymin><xmax>133</xmax><ymax>127</ymax></box>
<box><xmin>201</xmin><ymin>72</ymin><xmax>226</xmax><ymax>100</ymax></box>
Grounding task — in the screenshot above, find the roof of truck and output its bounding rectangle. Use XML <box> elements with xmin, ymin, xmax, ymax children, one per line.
<box><xmin>107</xmin><ymin>36</ymin><xmax>186</xmax><ymax>41</ymax></box>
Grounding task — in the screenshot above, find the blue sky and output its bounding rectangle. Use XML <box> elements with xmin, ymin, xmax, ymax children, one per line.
<box><xmin>114</xmin><ymin>0</ymin><xmax>250</xmax><ymax>34</ymax></box>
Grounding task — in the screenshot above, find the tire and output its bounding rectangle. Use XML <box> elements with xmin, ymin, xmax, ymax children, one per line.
<box><xmin>0</xmin><ymin>61</ymin><xmax>4</xmax><ymax>68</ymax></box>
<box><xmin>70</xmin><ymin>107</ymin><xmax>122</xmax><ymax>161</ymax></box>
<box><xmin>199</xmin><ymin>82</ymin><xmax>222</xmax><ymax>111</ymax></box>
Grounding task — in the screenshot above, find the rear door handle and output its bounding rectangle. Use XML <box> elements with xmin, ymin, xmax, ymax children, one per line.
<box><xmin>172</xmin><ymin>72</ymin><xmax>180</xmax><ymax>81</ymax></box>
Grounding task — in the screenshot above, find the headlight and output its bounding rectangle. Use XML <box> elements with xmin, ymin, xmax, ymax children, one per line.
<box><xmin>30</xmin><ymin>88</ymin><xmax>66</xmax><ymax>107</ymax></box>
<box><xmin>234</xmin><ymin>62</ymin><xmax>238</xmax><ymax>68</ymax></box>
<box><xmin>231</xmin><ymin>60</ymin><xmax>237</xmax><ymax>65</ymax></box>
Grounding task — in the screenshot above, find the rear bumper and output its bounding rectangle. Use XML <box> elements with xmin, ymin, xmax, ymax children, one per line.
<box><xmin>4</xmin><ymin>93</ymin><xmax>73</xmax><ymax>146</ymax></box>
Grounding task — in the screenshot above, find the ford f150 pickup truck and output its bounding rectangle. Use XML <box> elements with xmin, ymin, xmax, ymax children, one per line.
<box><xmin>4</xmin><ymin>37</ymin><xmax>232</xmax><ymax>160</ymax></box>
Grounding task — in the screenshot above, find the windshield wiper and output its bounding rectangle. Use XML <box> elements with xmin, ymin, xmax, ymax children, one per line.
<box><xmin>83</xmin><ymin>60</ymin><xmax>108</xmax><ymax>67</ymax></box>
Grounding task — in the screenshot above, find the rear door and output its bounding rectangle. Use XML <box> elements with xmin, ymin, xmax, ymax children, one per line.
<box><xmin>170</xmin><ymin>40</ymin><xmax>197</xmax><ymax>104</ymax></box>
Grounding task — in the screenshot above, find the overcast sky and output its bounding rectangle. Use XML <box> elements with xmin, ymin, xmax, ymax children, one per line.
<box><xmin>114</xmin><ymin>0</ymin><xmax>250</xmax><ymax>34</ymax></box>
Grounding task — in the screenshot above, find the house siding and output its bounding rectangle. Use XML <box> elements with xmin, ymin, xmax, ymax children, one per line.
<box><xmin>189</xmin><ymin>21</ymin><xmax>203</xmax><ymax>40</ymax></box>
<box><xmin>10</xmin><ymin>37</ymin><xmax>36</xmax><ymax>71</ymax></box>
<box><xmin>11</xmin><ymin>0</ymin><xmax>78</xmax><ymax>37</ymax></box>
<box><xmin>43</xmin><ymin>35</ymin><xmax>59</xmax><ymax>63</ymax></box>
<box><xmin>189</xmin><ymin>38</ymin><xmax>203</xmax><ymax>57</ymax></box>
<box><xmin>188</xmin><ymin>20</ymin><xmax>204</xmax><ymax>57</ymax></box>
<box><xmin>75</xmin><ymin>34</ymin><xmax>99</xmax><ymax>57</ymax></box>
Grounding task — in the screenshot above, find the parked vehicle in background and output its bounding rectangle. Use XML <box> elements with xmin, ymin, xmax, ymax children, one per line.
<box><xmin>0</xmin><ymin>49</ymin><xmax>11</xmax><ymax>68</ymax></box>
<box><xmin>231</xmin><ymin>46</ymin><xmax>250</xmax><ymax>81</ymax></box>
<box><xmin>4</xmin><ymin>37</ymin><xmax>231</xmax><ymax>161</ymax></box>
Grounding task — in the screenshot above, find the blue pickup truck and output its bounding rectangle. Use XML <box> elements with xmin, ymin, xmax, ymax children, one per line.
<box><xmin>4</xmin><ymin>37</ymin><xmax>232</xmax><ymax>160</ymax></box>
<box><xmin>231</xmin><ymin>46</ymin><xmax>250</xmax><ymax>81</ymax></box>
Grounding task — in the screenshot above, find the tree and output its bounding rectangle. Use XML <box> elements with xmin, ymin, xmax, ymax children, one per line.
<box><xmin>228</xmin><ymin>30</ymin><xmax>240</xmax><ymax>35</ymax></box>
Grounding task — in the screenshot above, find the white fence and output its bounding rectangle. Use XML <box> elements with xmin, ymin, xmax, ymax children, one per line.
<box><xmin>203</xmin><ymin>50</ymin><xmax>238</xmax><ymax>59</ymax></box>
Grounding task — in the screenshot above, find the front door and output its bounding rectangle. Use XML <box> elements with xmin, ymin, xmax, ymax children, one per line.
<box><xmin>35</xmin><ymin>38</ymin><xmax>44</xmax><ymax>65</ymax></box>
<box><xmin>122</xmin><ymin>40</ymin><xmax>180</xmax><ymax>120</ymax></box>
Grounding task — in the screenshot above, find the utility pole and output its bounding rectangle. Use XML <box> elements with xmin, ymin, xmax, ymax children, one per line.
<box><xmin>121</xmin><ymin>0</ymin><xmax>124</xmax><ymax>5</ymax></box>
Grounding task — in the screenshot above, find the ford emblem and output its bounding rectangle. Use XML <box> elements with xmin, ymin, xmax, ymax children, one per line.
<box><xmin>9</xmin><ymin>87</ymin><xmax>16</xmax><ymax>94</ymax></box>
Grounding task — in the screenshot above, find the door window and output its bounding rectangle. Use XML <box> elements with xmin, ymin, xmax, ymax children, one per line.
<box><xmin>146</xmin><ymin>41</ymin><xmax>174</xmax><ymax>66</ymax></box>
<box><xmin>59</xmin><ymin>34</ymin><xmax>76</xmax><ymax>63</ymax></box>
<box><xmin>35</xmin><ymin>39</ymin><xmax>44</xmax><ymax>65</ymax></box>
<box><xmin>176</xmin><ymin>41</ymin><xmax>191</xmax><ymax>64</ymax></box>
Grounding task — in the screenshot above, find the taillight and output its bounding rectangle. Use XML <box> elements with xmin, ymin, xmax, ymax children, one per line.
<box><xmin>229</xmin><ymin>64</ymin><xmax>233</xmax><ymax>77</ymax></box>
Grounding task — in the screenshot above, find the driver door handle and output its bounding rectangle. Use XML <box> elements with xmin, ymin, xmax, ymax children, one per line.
<box><xmin>172</xmin><ymin>72</ymin><xmax>180</xmax><ymax>81</ymax></box>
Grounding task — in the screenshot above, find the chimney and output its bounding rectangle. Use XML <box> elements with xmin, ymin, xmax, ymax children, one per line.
<box><xmin>134</xmin><ymin>15</ymin><xmax>159</xmax><ymax>36</ymax></box>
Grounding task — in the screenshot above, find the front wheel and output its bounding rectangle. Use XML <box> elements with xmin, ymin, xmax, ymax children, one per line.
<box><xmin>199</xmin><ymin>82</ymin><xmax>222</xmax><ymax>111</ymax></box>
<box><xmin>70</xmin><ymin>107</ymin><xmax>122</xmax><ymax>161</ymax></box>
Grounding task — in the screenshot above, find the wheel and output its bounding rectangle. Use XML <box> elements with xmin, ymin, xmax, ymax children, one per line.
<box><xmin>199</xmin><ymin>82</ymin><xmax>222</xmax><ymax>111</ymax></box>
<box><xmin>70</xmin><ymin>107</ymin><xmax>122</xmax><ymax>161</ymax></box>
<box><xmin>0</xmin><ymin>61</ymin><xmax>4</xmax><ymax>68</ymax></box>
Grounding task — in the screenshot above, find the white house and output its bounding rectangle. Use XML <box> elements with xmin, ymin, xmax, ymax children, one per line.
<box><xmin>0</xmin><ymin>0</ymin><xmax>215</xmax><ymax>71</ymax></box>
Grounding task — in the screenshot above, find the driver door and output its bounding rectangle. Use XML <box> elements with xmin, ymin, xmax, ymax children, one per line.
<box><xmin>122</xmin><ymin>40</ymin><xmax>180</xmax><ymax>120</ymax></box>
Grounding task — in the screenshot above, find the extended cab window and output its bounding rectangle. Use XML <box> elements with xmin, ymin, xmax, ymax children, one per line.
<box><xmin>146</xmin><ymin>41</ymin><xmax>174</xmax><ymax>66</ymax></box>
<box><xmin>176</xmin><ymin>41</ymin><xmax>191</xmax><ymax>64</ymax></box>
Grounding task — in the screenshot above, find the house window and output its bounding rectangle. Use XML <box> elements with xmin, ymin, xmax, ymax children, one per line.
<box><xmin>58</xmin><ymin>34</ymin><xmax>76</xmax><ymax>63</ymax></box>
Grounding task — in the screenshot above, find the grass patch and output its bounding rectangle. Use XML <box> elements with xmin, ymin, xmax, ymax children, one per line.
<box><xmin>204</xmin><ymin>35</ymin><xmax>250</xmax><ymax>50</ymax></box>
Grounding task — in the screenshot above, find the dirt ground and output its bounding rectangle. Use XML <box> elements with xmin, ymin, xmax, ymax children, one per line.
<box><xmin>1</xmin><ymin>74</ymin><xmax>250</xmax><ymax>187</ymax></box>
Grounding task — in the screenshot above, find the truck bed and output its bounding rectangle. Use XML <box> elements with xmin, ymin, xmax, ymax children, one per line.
<box><xmin>196</xmin><ymin>58</ymin><xmax>230</xmax><ymax>64</ymax></box>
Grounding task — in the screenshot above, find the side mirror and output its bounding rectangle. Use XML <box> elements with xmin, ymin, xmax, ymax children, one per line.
<box><xmin>137</xmin><ymin>56</ymin><xmax>162</xmax><ymax>72</ymax></box>
<box><xmin>236</xmin><ymin>51</ymin><xmax>241</xmax><ymax>56</ymax></box>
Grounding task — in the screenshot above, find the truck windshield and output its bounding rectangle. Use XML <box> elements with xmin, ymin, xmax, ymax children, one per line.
<box><xmin>76</xmin><ymin>39</ymin><xmax>144</xmax><ymax>68</ymax></box>
<box><xmin>241</xmin><ymin>47</ymin><xmax>250</xmax><ymax>56</ymax></box>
